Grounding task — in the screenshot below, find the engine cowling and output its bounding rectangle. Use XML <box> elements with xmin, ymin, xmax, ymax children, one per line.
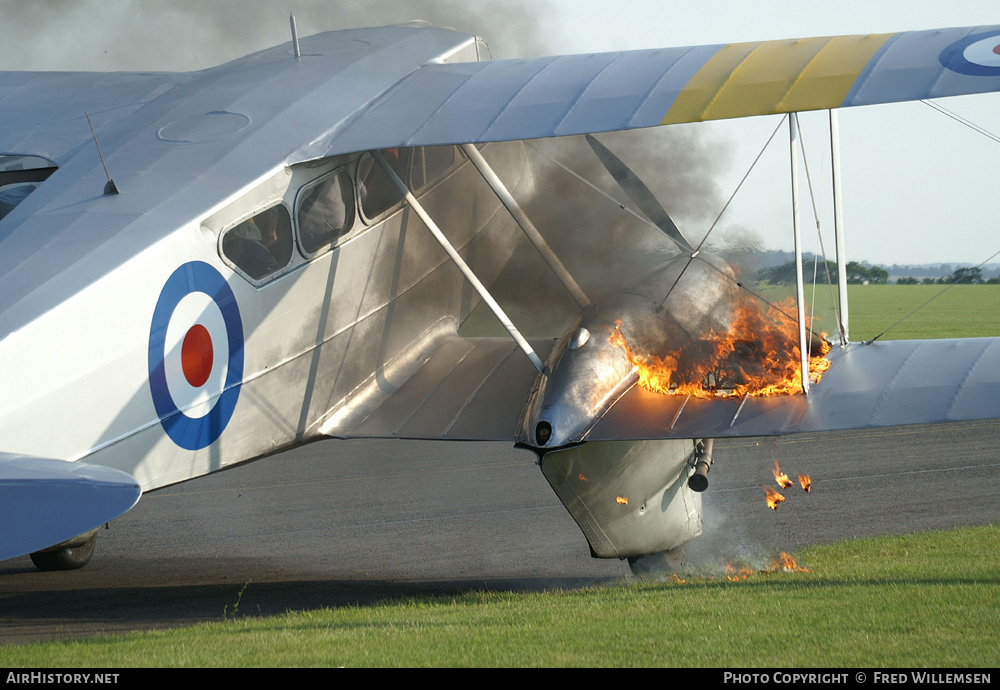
<box><xmin>520</xmin><ymin>253</ymin><xmax>737</xmax><ymax>448</ymax></box>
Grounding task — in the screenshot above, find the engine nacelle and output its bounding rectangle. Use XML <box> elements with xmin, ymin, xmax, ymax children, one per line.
<box><xmin>519</xmin><ymin>254</ymin><xmax>737</xmax><ymax>448</ymax></box>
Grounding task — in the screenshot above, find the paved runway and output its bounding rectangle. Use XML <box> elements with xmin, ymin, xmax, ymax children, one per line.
<box><xmin>2</xmin><ymin>420</ymin><xmax>998</xmax><ymax>644</ymax></box>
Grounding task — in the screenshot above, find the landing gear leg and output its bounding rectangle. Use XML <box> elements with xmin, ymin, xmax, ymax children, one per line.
<box><xmin>627</xmin><ymin>546</ymin><xmax>687</xmax><ymax>577</ymax></box>
<box><xmin>29</xmin><ymin>529</ymin><xmax>98</xmax><ymax>571</ymax></box>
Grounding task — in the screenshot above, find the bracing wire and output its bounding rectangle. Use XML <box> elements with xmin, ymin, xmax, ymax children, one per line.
<box><xmin>865</xmin><ymin>247</ymin><xmax>1000</xmax><ymax>344</ymax></box>
<box><xmin>527</xmin><ymin>117</ymin><xmax>819</xmax><ymax>328</ymax></box>
<box><xmin>657</xmin><ymin>115</ymin><xmax>789</xmax><ymax>311</ymax></box>
<box><xmin>920</xmin><ymin>99</ymin><xmax>1000</xmax><ymax>146</ymax></box>
<box><xmin>525</xmin><ymin>141</ymin><xmax>664</xmax><ymax>235</ymax></box>
<box><xmin>860</xmin><ymin>100</ymin><xmax>1000</xmax><ymax>343</ymax></box>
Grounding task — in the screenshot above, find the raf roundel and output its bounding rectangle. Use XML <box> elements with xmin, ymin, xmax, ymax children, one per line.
<box><xmin>148</xmin><ymin>261</ymin><xmax>244</xmax><ymax>450</ymax></box>
<box><xmin>940</xmin><ymin>30</ymin><xmax>1000</xmax><ymax>77</ymax></box>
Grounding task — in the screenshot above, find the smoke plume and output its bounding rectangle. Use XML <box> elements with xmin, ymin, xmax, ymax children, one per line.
<box><xmin>0</xmin><ymin>0</ymin><xmax>550</xmax><ymax>71</ymax></box>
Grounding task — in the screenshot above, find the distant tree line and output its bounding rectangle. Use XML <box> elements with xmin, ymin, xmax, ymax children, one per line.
<box><xmin>758</xmin><ymin>260</ymin><xmax>888</xmax><ymax>285</ymax></box>
<box><xmin>758</xmin><ymin>262</ymin><xmax>1000</xmax><ymax>286</ymax></box>
<box><xmin>896</xmin><ymin>267</ymin><xmax>1000</xmax><ymax>285</ymax></box>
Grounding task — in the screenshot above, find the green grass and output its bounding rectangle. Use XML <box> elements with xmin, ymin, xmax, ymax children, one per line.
<box><xmin>755</xmin><ymin>284</ymin><xmax>1000</xmax><ymax>342</ymax></box>
<box><xmin>845</xmin><ymin>285</ymin><xmax>1000</xmax><ymax>341</ymax></box>
<box><xmin>4</xmin><ymin>525</ymin><xmax>998</xmax><ymax>667</ymax></box>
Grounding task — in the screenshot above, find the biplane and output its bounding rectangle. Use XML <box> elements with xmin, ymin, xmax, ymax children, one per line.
<box><xmin>3</xmin><ymin>21</ymin><xmax>1000</xmax><ymax>571</ymax></box>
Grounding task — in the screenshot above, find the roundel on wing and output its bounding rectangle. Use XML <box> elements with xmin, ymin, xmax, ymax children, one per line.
<box><xmin>148</xmin><ymin>261</ymin><xmax>244</xmax><ymax>450</ymax></box>
<box><xmin>940</xmin><ymin>29</ymin><xmax>1000</xmax><ymax>76</ymax></box>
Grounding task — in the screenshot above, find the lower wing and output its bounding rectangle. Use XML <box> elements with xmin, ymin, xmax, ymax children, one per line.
<box><xmin>0</xmin><ymin>454</ymin><xmax>140</xmax><ymax>561</ymax></box>
<box><xmin>321</xmin><ymin>335</ymin><xmax>1000</xmax><ymax>443</ymax></box>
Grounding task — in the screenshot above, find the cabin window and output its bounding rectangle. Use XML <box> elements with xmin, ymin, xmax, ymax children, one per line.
<box><xmin>357</xmin><ymin>149</ymin><xmax>412</xmax><ymax>221</ymax></box>
<box><xmin>221</xmin><ymin>204</ymin><xmax>293</xmax><ymax>281</ymax></box>
<box><xmin>297</xmin><ymin>168</ymin><xmax>355</xmax><ymax>256</ymax></box>
<box><xmin>410</xmin><ymin>145</ymin><xmax>458</xmax><ymax>193</ymax></box>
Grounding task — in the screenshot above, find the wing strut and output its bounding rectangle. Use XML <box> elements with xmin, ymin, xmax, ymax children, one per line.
<box><xmin>461</xmin><ymin>144</ymin><xmax>591</xmax><ymax>309</ymax></box>
<box><xmin>790</xmin><ymin>114</ymin><xmax>810</xmax><ymax>396</ymax></box>
<box><xmin>373</xmin><ymin>151</ymin><xmax>547</xmax><ymax>375</ymax></box>
<box><xmin>830</xmin><ymin>109</ymin><xmax>850</xmax><ymax>346</ymax></box>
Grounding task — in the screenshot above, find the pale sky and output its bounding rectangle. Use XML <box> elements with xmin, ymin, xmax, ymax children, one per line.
<box><xmin>3</xmin><ymin>0</ymin><xmax>998</xmax><ymax>265</ymax></box>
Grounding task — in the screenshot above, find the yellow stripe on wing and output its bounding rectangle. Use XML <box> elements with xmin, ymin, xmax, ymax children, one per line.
<box><xmin>662</xmin><ymin>33</ymin><xmax>894</xmax><ymax>124</ymax></box>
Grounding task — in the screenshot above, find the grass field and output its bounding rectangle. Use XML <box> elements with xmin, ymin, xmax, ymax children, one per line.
<box><xmin>4</xmin><ymin>525</ymin><xmax>997</xmax><ymax>667</ymax></box>
<box><xmin>844</xmin><ymin>285</ymin><xmax>1000</xmax><ymax>341</ymax></box>
<box><xmin>755</xmin><ymin>284</ymin><xmax>1000</xmax><ymax>342</ymax></box>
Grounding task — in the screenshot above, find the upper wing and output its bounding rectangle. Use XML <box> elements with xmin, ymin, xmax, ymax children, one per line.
<box><xmin>0</xmin><ymin>71</ymin><xmax>181</xmax><ymax>163</ymax></box>
<box><xmin>320</xmin><ymin>25</ymin><xmax>1000</xmax><ymax>155</ymax></box>
<box><xmin>7</xmin><ymin>26</ymin><xmax>999</xmax><ymax>165</ymax></box>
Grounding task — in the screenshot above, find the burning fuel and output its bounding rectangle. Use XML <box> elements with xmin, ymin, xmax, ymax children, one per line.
<box><xmin>616</xmin><ymin>496</ymin><xmax>628</xmax><ymax>505</ymax></box>
<box><xmin>798</xmin><ymin>474</ymin><xmax>811</xmax><ymax>492</ymax></box>
<box><xmin>725</xmin><ymin>563</ymin><xmax>754</xmax><ymax>581</ymax></box>
<box><xmin>578</xmin><ymin>473</ymin><xmax>589</xmax><ymax>482</ymax></box>
<box><xmin>607</xmin><ymin>296</ymin><xmax>831</xmax><ymax>398</ymax></box>
<box><xmin>772</xmin><ymin>461</ymin><xmax>794</xmax><ymax>489</ymax></box>
<box><xmin>724</xmin><ymin>553</ymin><xmax>811</xmax><ymax>581</ymax></box>
<box><xmin>764</xmin><ymin>485</ymin><xmax>785</xmax><ymax>510</ymax></box>
<box><xmin>771</xmin><ymin>552</ymin><xmax>811</xmax><ymax>573</ymax></box>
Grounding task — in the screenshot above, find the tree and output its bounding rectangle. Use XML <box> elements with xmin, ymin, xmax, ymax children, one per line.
<box><xmin>867</xmin><ymin>264</ymin><xmax>889</xmax><ymax>284</ymax></box>
<box><xmin>947</xmin><ymin>266</ymin><xmax>983</xmax><ymax>284</ymax></box>
<box><xmin>757</xmin><ymin>259</ymin><xmax>838</xmax><ymax>285</ymax></box>
<box><xmin>845</xmin><ymin>261</ymin><xmax>888</xmax><ymax>284</ymax></box>
<box><xmin>896</xmin><ymin>276</ymin><xmax>918</xmax><ymax>285</ymax></box>
<box><xmin>757</xmin><ymin>260</ymin><xmax>798</xmax><ymax>285</ymax></box>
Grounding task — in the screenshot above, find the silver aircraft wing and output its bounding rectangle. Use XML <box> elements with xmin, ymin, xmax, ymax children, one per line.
<box><xmin>320</xmin><ymin>337</ymin><xmax>1000</xmax><ymax>442</ymax></box>
<box><xmin>0</xmin><ymin>454</ymin><xmax>140</xmax><ymax>561</ymax></box>
<box><xmin>0</xmin><ymin>71</ymin><xmax>182</xmax><ymax>163</ymax></box>
<box><xmin>587</xmin><ymin>338</ymin><xmax>1000</xmax><ymax>441</ymax></box>
<box><xmin>6</xmin><ymin>25</ymin><xmax>1000</xmax><ymax>167</ymax></box>
<box><xmin>314</xmin><ymin>25</ymin><xmax>1000</xmax><ymax>157</ymax></box>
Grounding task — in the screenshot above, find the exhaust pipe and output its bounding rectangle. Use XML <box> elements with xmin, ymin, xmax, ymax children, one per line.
<box><xmin>687</xmin><ymin>438</ymin><xmax>714</xmax><ymax>492</ymax></box>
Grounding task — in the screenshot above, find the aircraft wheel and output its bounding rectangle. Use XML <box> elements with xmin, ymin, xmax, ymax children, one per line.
<box><xmin>29</xmin><ymin>532</ymin><xmax>97</xmax><ymax>571</ymax></box>
<box><xmin>627</xmin><ymin>546</ymin><xmax>686</xmax><ymax>578</ymax></box>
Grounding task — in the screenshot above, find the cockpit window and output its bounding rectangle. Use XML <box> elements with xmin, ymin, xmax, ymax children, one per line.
<box><xmin>357</xmin><ymin>149</ymin><xmax>412</xmax><ymax>221</ymax></box>
<box><xmin>221</xmin><ymin>204</ymin><xmax>293</xmax><ymax>282</ymax></box>
<box><xmin>297</xmin><ymin>168</ymin><xmax>355</xmax><ymax>255</ymax></box>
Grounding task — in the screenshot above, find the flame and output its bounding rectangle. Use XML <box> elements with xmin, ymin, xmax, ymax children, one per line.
<box><xmin>616</xmin><ymin>496</ymin><xmax>628</xmax><ymax>505</ymax></box>
<box><xmin>607</xmin><ymin>296</ymin><xmax>831</xmax><ymax>398</ymax></box>
<box><xmin>768</xmin><ymin>552</ymin><xmax>811</xmax><ymax>573</ymax></box>
<box><xmin>764</xmin><ymin>485</ymin><xmax>785</xmax><ymax>510</ymax></box>
<box><xmin>772</xmin><ymin>461</ymin><xmax>794</xmax><ymax>489</ymax></box>
<box><xmin>578</xmin><ymin>473</ymin><xmax>589</xmax><ymax>482</ymax></box>
<box><xmin>798</xmin><ymin>474</ymin><xmax>811</xmax><ymax>492</ymax></box>
<box><xmin>723</xmin><ymin>553</ymin><xmax>811</xmax><ymax>582</ymax></box>
<box><xmin>725</xmin><ymin>563</ymin><xmax>754</xmax><ymax>581</ymax></box>
<box><xmin>670</xmin><ymin>573</ymin><xmax>686</xmax><ymax>584</ymax></box>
